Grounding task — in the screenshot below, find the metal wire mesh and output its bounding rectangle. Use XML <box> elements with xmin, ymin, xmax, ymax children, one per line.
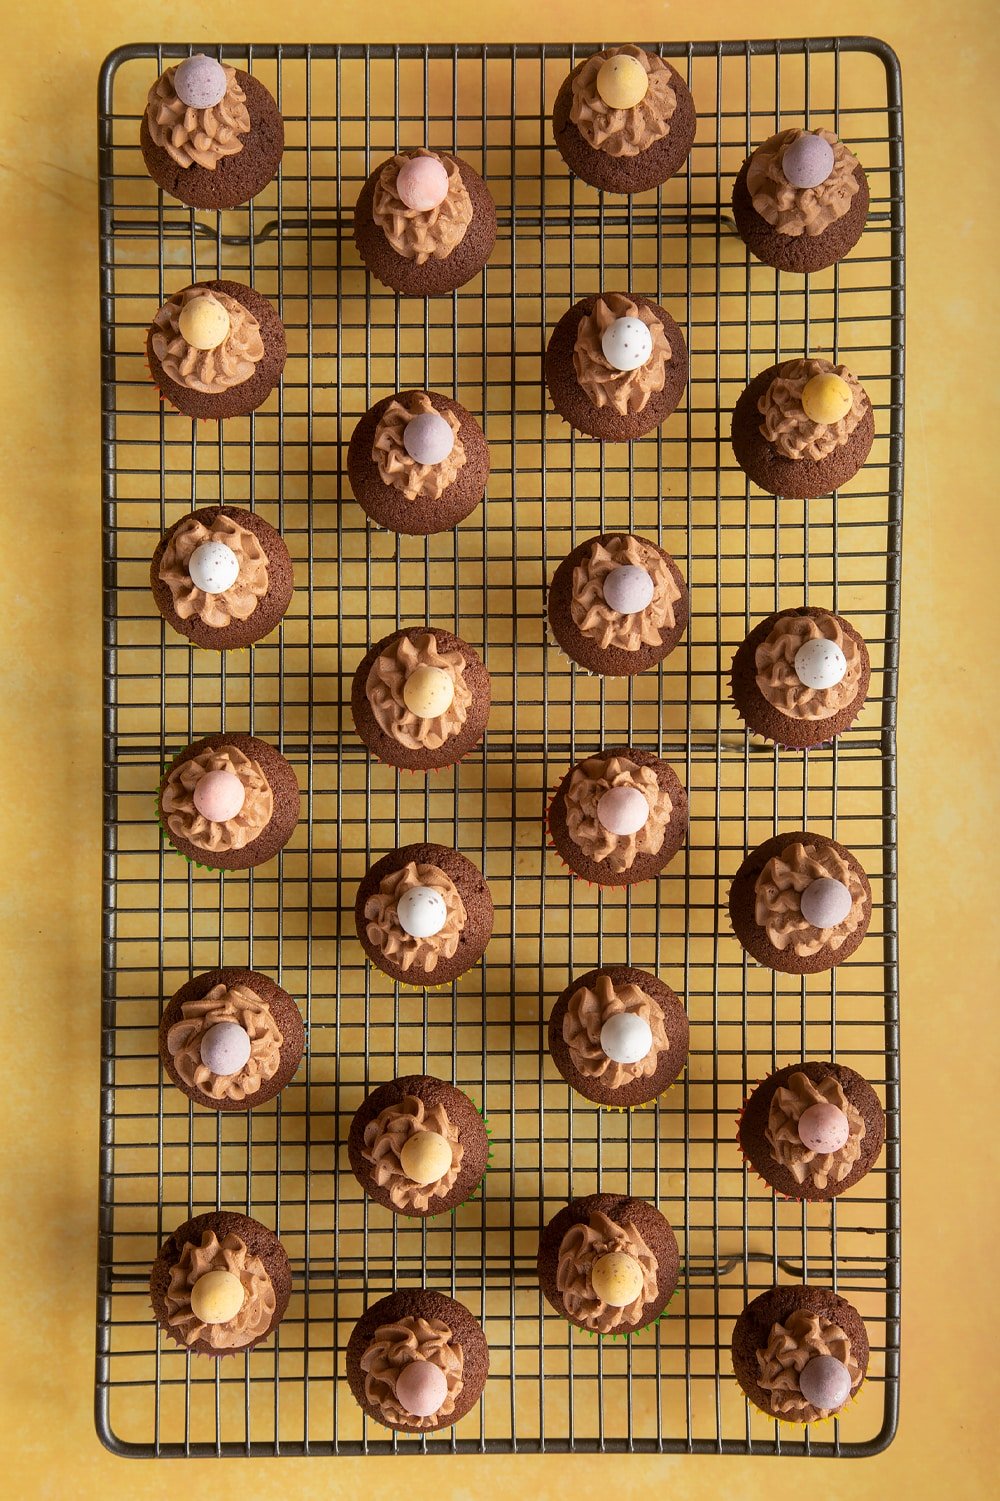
<box><xmin>97</xmin><ymin>39</ymin><xmax>902</xmax><ymax>1457</ymax></box>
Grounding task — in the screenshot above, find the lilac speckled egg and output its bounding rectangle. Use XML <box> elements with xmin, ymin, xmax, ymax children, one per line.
<box><xmin>781</xmin><ymin>132</ymin><xmax>836</xmax><ymax>189</ymax></box>
<box><xmin>602</xmin><ymin>564</ymin><xmax>655</xmax><ymax>615</ymax></box>
<box><xmin>800</xmin><ymin>876</ymin><xmax>853</xmax><ymax>929</ymax></box>
<box><xmin>200</xmin><ymin>1020</ymin><xmax>252</xmax><ymax>1076</ymax></box>
<box><xmin>403</xmin><ymin>410</ymin><xmax>455</xmax><ymax>466</ymax></box>
<box><xmin>600</xmin><ymin>1011</ymin><xmax>654</xmax><ymax>1065</ymax></box>
<box><xmin>596</xmin><ymin>784</ymin><xmax>650</xmax><ymax>837</ymax></box>
<box><xmin>600</xmin><ymin>316</ymin><xmax>653</xmax><ymax>372</ymax></box>
<box><xmin>395</xmin><ymin>1358</ymin><xmax>449</xmax><ymax>1418</ymax></box>
<box><xmin>192</xmin><ymin>768</ymin><xmax>246</xmax><ymax>823</ymax></box>
<box><xmin>797</xmin><ymin>1100</ymin><xmax>851</xmax><ymax>1154</ymax></box>
<box><xmin>174</xmin><ymin>54</ymin><xmax>228</xmax><ymax>110</ymax></box>
<box><xmin>798</xmin><ymin>1353</ymin><xmax>853</xmax><ymax>1411</ymax></box>
<box><xmin>396</xmin><ymin>884</ymin><xmax>448</xmax><ymax>939</ymax></box>
<box><xmin>188</xmin><ymin>540</ymin><xmax>241</xmax><ymax>594</ymax></box>
<box><xmin>793</xmin><ymin>637</ymin><xmax>847</xmax><ymax>690</ymax></box>
<box><xmin>396</xmin><ymin>154</ymin><xmax>450</xmax><ymax>212</ymax></box>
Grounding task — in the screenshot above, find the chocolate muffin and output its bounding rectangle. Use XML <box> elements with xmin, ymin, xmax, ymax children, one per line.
<box><xmin>732</xmin><ymin>1284</ymin><xmax>869</xmax><ymax>1423</ymax></box>
<box><xmin>547</xmin><ymin>745</ymin><xmax>688</xmax><ymax>887</ymax></box>
<box><xmin>140</xmin><ymin>55</ymin><xmax>283</xmax><ymax>210</ymax></box>
<box><xmin>355</xmin><ymin>842</ymin><xmax>494</xmax><ymax>988</ymax></box>
<box><xmin>729</xmin><ymin>831</ymin><xmax>872</xmax><ymax>975</ymax></box>
<box><xmin>537</xmin><ymin>1194</ymin><xmax>679</xmax><ymax>1336</ymax></box>
<box><xmin>731</xmin><ymin>357</ymin><xmax>874</xmax><ymax>498</ymax></box>
<box><xmin>548</xmin><ymin>532</ymin><xmax>688</xmax><ymax>676</ymax></box>
<box><xmin>552</xmin><ymin>45</ymin><xmax>696</xmax><ymax>194</ymax></box>
<box><xmin>737</xmin><ymin>1061</ymin><xmax>885</xmax><ymax>1202</ymax></box>
<box><xmin>157</xmin><ymin>733</ymin><xmax>300</xmax><ymax>871</ymax></box>
<box><xmin>354</xmin><ymin>148</ymin><xmax>496</xmax><ymax>295</ymax></box>
<box><xmin>150</xmin><ymin>505</ymin><xmax>294</xmax><ymax>650</ymax></box>
<box><xmin>159</xmin><ymin>968</ymin><xmax>305</xmax><ymax>1113</ymax></box>
<box><xmin>732</xmin><ymin>127</ymin><xmax>869</xmax><ymax>274</ymax></box>
<box><xmin>546</xmin><ymin>292</ymin><xmax>688</xmax><ymax>441</ymax></box>
<box><xmin>146</xmin><ymin>281</ymin><xmax>286</xmax><ymax>420</ymax></box>
<box><xmin>149</xmin><ymin>1210</ymin><xmax>291</xmax><ymax>1357</ymax></box>
<box><xmin>351</xmin><ymin>626</ymin><xmax>490</xmax><ymax>771</ymax></box>
<box><xmin>731</xmin><ymin>606</ymin><xmax>871</xmax><ymax>748</ymax></box>
<box><xmin>347</xmin><ymin>390</ymin><xmax>489</xmax><ymax>535</ymax></box>
<box><xmin>346</xmin><ymin>1289</ymin><xmax>489</xmax><ymax>1433</ymax></box>
<box><xmin>348</xmin><ymin>1074</ymin><xmax>490</xmax><ymax>1218</ymax></box>
<box><xmin>548</xmin><ymin>965</ymin><xmax>689</xmax><ymax>1108</ymax></box>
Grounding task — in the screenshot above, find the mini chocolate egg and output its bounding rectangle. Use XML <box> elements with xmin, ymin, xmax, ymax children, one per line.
<box><xmin>396</xmin><ymin>154</ymin><xmax>450</xmax><ymax>212</ymax></box>
<box><xmin>178</xmin><ymin>295</ymin><xmax>232</xmax><ymax>352</ymax></box>
<box><xmin>396</xmin><ymin>883</ymin><xmax>448</xmax><ymax>938</ymax></box>
<box><xmin>402</xmin><ymin>663</ymin><xmax>455</xmax><ymax>719</ymax></box>
<box><xmin>600</xmin><ymin>316</ymin><xmax>654</xmax><ymax>373</ymax></box>
<box><xmin>781</xmin><ymin>131</ymin><xmax>836</xmax><ymax>190</ymax></box>
<box><xmin>798</xmin><ymin>1353</ymin><xmax>853</xmax><ymax>1411</ymax></box>
<box><xmin>188</xmin><ymin>539</ymin><xmax>241</xmax><ymax>594</ymax></box>
<box><xmin>600</xmin><ymin>1010</ymin><xmax>654</xmax><ymax>1065</ymax></box>
<box><xmin>403</xmin><ymin>410</ymin><xmax>455</xmax><ymax>466</ymax></box>
<box><xmin>395</xmin><ymin>1357</ymin><xmax>449</xmax><ymax>1418</ymax></box>
<box><xmin>200</xmin><ymin>1019</ymin><xmax>253</xmax><ymax>1076</ymax></box>
<box><xmin>399</xmin><ymin>1128</ymin><xmax>453</xmax><ymax>1186</ymax></box>
<box><xmin>596</xmin><ymin>53</ymin><xmax>649</xmax><ymax>111</ymax></box>
<box><xmin>192</xmin><ymin>767</ymin><xmax>246</xmax><ymax>823</ymax></box>
<box><xmin>591</xmin><ymin>1250</ymin><xmax>644</xmax><ymax>1308</ymax></box>
<box><xmin>797</xmin><ymin>1100</ymin><xmax>851</xmax><ymax>1154</ymax></box>
<box><xmin>173</xmin><ymin>54</ymin><xmax>229</xmax><ymax>111</ymax></box>
<box><xmin>793</xmin><ymin>637</ymin><xmax>848</xmax><ymax>691</ymax></box>
<box><xmin>602</xmin><ymin>563</ymin><xmax>654</xmax><ymax>615</ymax></box>
<box><xmin>799</xmin><ymin>876</ymin><xmax>853</xmax><ymax>929</ymax></box>
<box><xmin>596</xmin><ymin>784</ymin><xmax>650</xmax><ymax>837</ymax></box>
<box><xmin>189</xmin><ymin>1267</ymin><xmax>246</xmax><ymax>1324</ymax></box>
<box><xmin>801</xmin><ymin>371</ymin><xmax>853</xmax><ymax>425</ymax></box>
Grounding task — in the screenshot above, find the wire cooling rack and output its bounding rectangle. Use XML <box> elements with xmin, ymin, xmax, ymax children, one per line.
<box><xmin>96</xmin><ymin>39</ymin><xmax>902</xmax><ymax>1457</ymax></box>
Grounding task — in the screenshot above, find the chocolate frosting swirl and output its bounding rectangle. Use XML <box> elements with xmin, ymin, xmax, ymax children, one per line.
<box><xmin>747</xmin><ymin>129</ymin><xmax>861</xmax><ymax>238</ymax></box>
<box><xmin>152</xmin><ymin>286</ymin><xmax>265</xmax><ymax>394</ymax></box>
<box><xmin>364</xmin><ymin>860</ymin><xmax>466</xmax><ymax>975</ymax></box>
<box><xmin>164</xmin><ymin>1229</ymin><xmax>275</xmax><ymax>1350</ymax></box>
<box><xmin>562</xmin><ymin>973</ymin><xmax>668</xmax><ymax>1089</ymax></box>
<box><xmin>757</xmin><ymin>358</ymin><xmax>867</xmax><ymax>462</ymax></box>
<box><xmin>365</xmin><ymin>631</ymin><xmax>472</xmax><ymax>750</ymax></box>
<box><xmin>765</xmin><ymin>1071</ymin><xmax>865</xmax><ymax>1190</ymax></box>
<box><xmin>573</xmin><ymin>294</ymin><xmax>671</xmax><ymax>416</ymax></box>
<box><xmin>372</xmin><ymin>149</ymin><xmax>473</xmax><ymax>264</ymax></box>
<box><xmin>166</xmin><ymin>981</ymin><xmax>283</xmax><ymax>1103</ymax></box>
<box><xmin>158</xmin><ymin>512</ymin><xmax>269</xmax><ymax>629</ymax></box>
<box><xmin>569</xmin><ymin>46</ymin><xmax>677</xmax><ymax>158</ymax></box>
<box><xmin>556</xmin><ymin>1210</ymin><xmax>659</xmax><ymax>1332</ymax></box>
<box><xmin>145</xmin><ymin>62</ymin><xmax>250</xmax><ymax>171</ymax></box>
<box><xmin>361</xmin><ymin>1094</ymin><xmax>463</xmax><ymax>1212</ymax></box>
<box><xmin>754</xmin><ymin>841</ymin><xmax>866</xmax><ymax>956</ymax></box>
<box><xmin>360</xmin><ymin>1316</ymin><xmax>464</xmax><ymax>1428</ymax></box>
<box><xmin>756</xmin><ymin>1308</ymin><xmax>862</xmax><ymax>1419</ymax></box>
<box><xmin>372</xmin><ymin>392</ymin><xmax>466</xmax><ymax>501</ymax></box>
<box><xmin>563</xmin><ymin>755</ymin><xmax>672</xmax><ymax>873</ymax></box>
<box><xmin>755</xmin><ymin>612</ymin><xmax>862</xmax><ymax>721</ymax></box>
<box><xmin>571</xmin><ymin>534</ymin><xmax>680</xmax><ymax>652</ymax></box>
<box><xmin>161</xmin><ymin>744</ymin><xmax>273</xmax><ymax>854</ymax></box>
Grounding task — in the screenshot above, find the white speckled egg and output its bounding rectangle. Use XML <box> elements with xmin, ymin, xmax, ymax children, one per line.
<box><xmin>396</xmin><ymin>884</ymin><xmax>448</xmax><ymax>938</ymax></box>
<box><xmin>403</xmin><ymin>410</ymin><xmax>455</xmax><ymax>466</ymax></box>
<box><xmin>793</xmin><ymin>637</ymin><xmax>847</xmax><ymax>690</ymax></box>
<box><xmin>600</xmin><ymin>1011</ymin><xmax>654</xmax><ymax>1065</ymax></box>
<box><xmin>188</xmin><ymin>540</ymin><xmax>241</xmax><ymax>594</ymax></box>
<box><xmin>600</xmin><ymin>316</ymin><xmax>653</xmax><ymax>372</ymax></box>
<box><xmin>603</xmin><ymin>564</ymin><xmax>654</xmax><ymax>615</ymax></box>
<box><xmin>402</xmin><ymin>664</ymin><xmax>455</xmax><ymax>718</ymax></box>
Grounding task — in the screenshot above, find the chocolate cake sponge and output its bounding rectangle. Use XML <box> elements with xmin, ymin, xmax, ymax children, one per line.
<box><xmin>347</xmin><ymin>1074</ymin><xmax>489</xmax><ymax>1216</ymax></box>
<box><xmin>732</xmin><ymin>156</ymin><xmax>869</xmax><ymax>274</ymax></box>
<box><xmin>537</xmin><ymin>1193</ymin><xmax>679</xmax><ymax>1332</ymax></box>
<box><xmin>346</xmin><ymin>1289</ymin><xmax>489</xmax><ymax>1432</ymax></box>
<box><xmin>731</xmin><ymin>364</ymin><xmax>875</xmax><ymax>498</ymax></box>
<box><xmin>731</xmin><ymin>1284</ymin><xmax>869</xmax><ymax>1420</ymax></box>
<box><xmin>547</xmin><ymin>532</ymin><xmax>689</xmax><ymax>677</ymax></box>
<box><xmin>730</xmin><ymin>606</ymin><xmax>871</xmax><ymax>748</ymax></box>
<box><xmin>347</xmin><ymin>392</ymin><xmax>490</xmax><ymax>535</ymax></box>
<box><xmin>552</xmin><ymin>58</ymin><xmax>696</xmax><ymax>194</ymax></box>
<box><xmin>353</xmin><ymin>155</ymin><xmax>497</xmax><ymax>295</ymax></box>
<box><xmin>157</xmin><ymin>732</ymin><xmax>300</xmax><ymax>871</ymax></box>
<box><xmin>547</xmin><ymin>745</ymin><xmax>688</xmax><ymax>887</ymax></box>
<box><xmin>355</xmin><ymin>842</ymin><xmax>494</xmax><ymax>987</ymax></box>
<box><xmin>140</xmin><ymin>72</ymin><xmax>284</xmax><ymax>210</ymax></box>
<box><xmin>146</xmin><ymin>280</ymin><xmax>286</xmax><ymax>420</ymax></box>
<box><xmin>351</xmin><ymin>626</ymin><xmax>491</xmax><ymax>770</ymax></box>
<box><xmin>149</xmin><ymin>1210</ymin><xmax>291</xmax><ymax>1356</ymax></box>
<box><xmin>548</xmin><ymin>966</ymin><xmax>689</xmax><ymax>1108</ymax></box>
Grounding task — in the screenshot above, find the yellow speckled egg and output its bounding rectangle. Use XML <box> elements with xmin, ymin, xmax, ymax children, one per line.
<box><xmin>402</xmin><ymin>664</ymin><xmax>454</xmax><ymax>718</ymax></box>
<box><xmin>801</xmin><ymin>372</ymin><xmax>852</xmax><ymax>425</ymax></box>
<box><xmin>596</xmin><ymin>54</ymin><xmax>649</xmax><ymax>111</ymax></box>
<box><xmin>399</xmin><ymin>1129</ymin><xmax>453</xmax><ymax>1186</ymax></box>
<box><xmin>178</xmin><ymin>295</ymin><xmax>231</xmax><ymax>351</ymax></box>
<box><xmin>190</xmin><ymin>1268</ymin><xmax>245</xmax><ymax>1324</ymax></box>
<box><xmin>591</xmin><ymin>1250</ymin><xmax>644</xmax><ymax>1308</ymax></box>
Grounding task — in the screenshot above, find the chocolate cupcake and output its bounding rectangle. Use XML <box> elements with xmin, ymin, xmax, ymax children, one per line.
<box><xmin>732</xmin><ymin>1284</ymin><xmax>869</xmax><ymax>1423</ymax></box>
<box><xmin>729</xmin><ymin>831</ymin><xmax>872</xmax><ymax>975</ymax></box>
<box><xmin>548</xmin><ymin>746</ymin><xmax>688</xmax><ymax>887</ymax></box>
<box><xmin>738</xmin><ymin>1061</ymin><xmax>885</xmax><ymax>1202</ymax></box>
<box><xmin>140</xmin><ymin>55</ymin><xmax>283</xmax><ymax>210</ymax></box>
<box><xmin>150</xmin><ymin>505</ymin><xmax>294</xmax><ymax>650</ymax></box>
<box><xmin>733</xmin><ymin>127</ymin><xmax>869</xmax><ymax>274</ymax></box>
<box><xmin>351</xmin><ymin>626</ymin><xmax>491</xmax><ymax>771</ymax></box>
<box><xmin>552</xmin><ymin>45</ymin><xmax>696</xmax><ymax>194</ymax></box>
<box><xmin>347</xmin><ymin>390</ymin><xmax>489</xmax><ymax>535</ymax></box>
<box><xmin>731</xmin><ymin>606</ymin><xmax>871</xmax><ymax>748</ymax></box>
<box><xmin>355</xmin><ymin>842</ymin><xmax>493</xmax><ymax>988</ymax></box>
<box><xmin>731</xmin><ymin>357</ymin><xmax>874</xmax><ymax>498</ymax></box>
<box><xmin>548</xmin><ymin>532</ymin><xmax>688</xmax><ymax>676</ymax></box>
<box><xmin>354</xmin><ymin>148</ymin><xmax>496</xmax><ymax>295</ymax></box>
<box><xmin>537</xmin><ymin>1194</ymin><xmax>679</xmax><ymax>1336</ymax></box>
<box><xmin>147</xmin><ymin>281</ymin><xmax>286</xmax><ymax>420</ymax></box>
<box><xmin>158</xmin><ymin>968</ymin><xmax>305</xmax><ymax>1113</ymax></box>
<box><xmin>348</xmin><ymin>1074</ymin><xmax>490</xmax><ymax>1218</ymax></box>
<box><xmin>157</xmin><ymin>733</ymin><xmax>300</xmax><ymax>871</ymax></box>
<box><xmin>346</xmin><ymin>1289</ymin><xmax>489</xmax><ymax>1433</ymax></box>
<box><xmin>548</xmin><ymin>965</ymin><xmax>689</xmax><ymax>1108</ymax></box>
<box><xmin>149</xmin><ymin>1210</ymin><xmax>291</xmax><ymax>1357</ymax></box>
<box><xmin>546</xmin><ymin>292</ymin><xmax>688</xmax><ymax>441</ymax></box>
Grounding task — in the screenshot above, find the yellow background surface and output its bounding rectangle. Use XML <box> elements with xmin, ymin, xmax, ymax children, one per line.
<box><xmin>0</xmin><ymin>1</ymin><xmax>995</xmax><ymax>1497</ymax></box>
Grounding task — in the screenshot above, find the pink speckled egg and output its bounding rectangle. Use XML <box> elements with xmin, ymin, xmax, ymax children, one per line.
<box><xmin>596</xmin><ymin>784</ymin><xmax>649</xmax><ymax>837</ymax></box>
<box><xmin>200</xmin><ymin>1020</ymin><xmax>252</xmax><ymax>1076</ymax></box>
<box><xmin>797</xmin><ymin>1100</ymin><xmax>851</xmax><ymax>1154</ymax></box>
<box><xmin>602</xmin><ymin>564</ymin><xmax>654</xmax><ymax>615</ymax></box>
<box><xmin>403</xmin><ymin>410</ymin><xmax>455</xmax><ymax>466</ymax></box>
<box><xmin>781</xmin><ymin>132</ymin><xmax>835</xmax><ymax>189</ymax></box>
<box><xmin>193</xmin><ymin>768</ymin><xmax>246</xmax><ymax>823</ymax></box>
<box><xmin>800</xmin><ymin>876</ymin><xmax>853</xmax><ymax>929</ymax></box>
<box><xmin>798</xmin><ymin>1353</ymin><xmax>853</xmax><ymax>1411</ymax></box>
<box><xmin>174</xmin><ymin>54</ymin><xmax>228</xmax><ymax>110</ymax></box>
<box><xmin>395</xmin><ymin>1358</ymin><xmax>449</xmax><ymax>1418</ymax></box>
<box><xmin>396</xmin><ymin>155</ymin><xmax>450</xmax><ymax>212</ymax></box>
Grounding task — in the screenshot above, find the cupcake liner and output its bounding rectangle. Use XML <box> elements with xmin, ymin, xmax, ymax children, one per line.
<box><xmin>154</xmin><ymin>759</ymin><xmax>229</xmax><ymax>875</ymax></box>
<box><xmin>364</xmin><ymin>954</ymin><xmax>485</xmax><ymax>994</ymax></box>
<box><xmin>728</xmin><ymin>671</ymin><xmax>839</xmax><ymax>753</ymax></box>
<box><xmin>735</xmin><ymin>1365</ymin><xmax>867</xmax><ymax>1427</ymax></box>
<box><xmin>577</xmin><ymin>1280</ymin><xmax>681</xmax><ymax>1343</ymax></box>
<box><xmin>595</xmin><ymin>1059</ymin><xmax>688</xmax><ymax>1115</ymax></box>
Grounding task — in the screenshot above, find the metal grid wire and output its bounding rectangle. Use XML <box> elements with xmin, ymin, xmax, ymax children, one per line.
<box><xmin>97</xmin><ymin>39</ymin><xmax>902</xmax><ymax>1457</ymax></box>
